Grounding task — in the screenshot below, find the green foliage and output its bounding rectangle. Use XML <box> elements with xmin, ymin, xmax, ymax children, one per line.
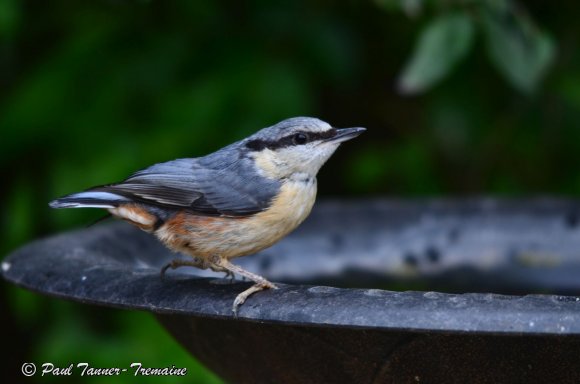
<box><xmin>481</xmin><ymin>3</ymin><xmax>555</xmax><ymax>93</ymax></box>
<box><xmin>385</xmin><ymin>0</ymin><xmax>556</xmax><ymax>94</ymax></box>
<box><xmin>398</xmin><ymin>12</ymin><xmax>475</xmax><ymax>94</ymax></box>
<box><xmin>36</xmin><ymin>305</ymin><xmax>222</xmax><ymax>384</ymax></box>
<box><xmin>0</xmin><ymin>0</ymin><xmax>18</xmax><ymax>38</ymax></box>
<box><xmin>374</xmin><ymin>0</ymin><xmax>424</xmax><ymax>16</ymax></box>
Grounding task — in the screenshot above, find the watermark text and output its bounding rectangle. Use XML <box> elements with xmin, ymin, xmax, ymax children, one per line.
<box><xmin>20</xmin><ymin>362</ymin><xmax>188</xmax><ymax>377</ymax></box>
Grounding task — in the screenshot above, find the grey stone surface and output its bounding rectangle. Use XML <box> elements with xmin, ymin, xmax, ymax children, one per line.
<box><xmin>3</xmin><ymin>198</ymin><xmax>580</xmax><ymax>335</ymax></box>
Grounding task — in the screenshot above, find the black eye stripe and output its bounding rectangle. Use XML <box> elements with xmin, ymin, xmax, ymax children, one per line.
<box><xmin>309</xmin><ymin>128</ymin><xmax>337</xmax><ymax>141</ymax></box>
<box><xmin>246</xmin><ymin>129</ymin><xmax>337</xmax><ymax>151</ymax></box>
<box><xmin>293</xmin><ymin>132</ymin><xmax>308</xmax><ymax>145</ymax></box>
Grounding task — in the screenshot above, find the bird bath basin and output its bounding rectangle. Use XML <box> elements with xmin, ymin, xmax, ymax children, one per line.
<box><xmin>3</xmin><ymin>198</ymin><xmax>580</xmax><ymax>383</ymax></box>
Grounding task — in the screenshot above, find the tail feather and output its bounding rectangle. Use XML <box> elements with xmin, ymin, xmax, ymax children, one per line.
<box><xmin>49</xmin><ymin>191</ymin><xmax>129</xmax><ymax>209</ymax></box>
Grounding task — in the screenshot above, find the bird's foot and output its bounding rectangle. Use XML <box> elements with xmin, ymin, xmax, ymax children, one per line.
<box><xmin>160</xmin><ymin>256</ymin><xmax>207</xmax><ymax>278</ymax></box>
<box><xmin>208</xmin><ymin>255</ymin><xmax>278</xmax><ymax>316</ymax></box>
<box><xmin>233</xmin><ymin>281</ymin><xmax>278</xmax><ymax>316</ymax></box>
<box><xmin>223</xmin><ymin>269</ymin><xmax>236</xmax><ymax>283</ymax></box>
<box><xmin>210</xmin><ymin>270</ymin><xmax>237</xmax><ymax>285</ymax></box>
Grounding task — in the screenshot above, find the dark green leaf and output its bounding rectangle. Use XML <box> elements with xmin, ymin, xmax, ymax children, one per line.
<box><xmin>398</xmin><ymin>12</ymin><xmax>475</xmax><ymax>95</ymax></box>
<box><xmin>482</xmin><ymin>7</ymin><xmax>555</xmax><ymax>93</ymax></box>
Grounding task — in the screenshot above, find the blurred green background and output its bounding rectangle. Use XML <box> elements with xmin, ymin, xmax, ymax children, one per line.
<box><xmin>2</xmin><ymin>0</ymin><xmax>580</xmax><ymax>382</ymax></box>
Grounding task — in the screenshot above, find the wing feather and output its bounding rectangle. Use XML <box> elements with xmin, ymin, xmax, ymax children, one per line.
<box><xmin>92</xmin><ymin>153</ymin><xmax>280</xmax><ymax>216</ymax></box>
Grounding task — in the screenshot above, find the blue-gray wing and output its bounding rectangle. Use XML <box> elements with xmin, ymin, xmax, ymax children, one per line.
<box><xmin>93</xmin><ymin>152</ymin><xmax>280</xmax><ymax>217</ymax></box>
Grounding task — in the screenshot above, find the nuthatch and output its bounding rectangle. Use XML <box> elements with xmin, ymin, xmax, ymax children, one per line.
<box><xmin>50</xmin><ymin>117</ymin><xmax>365</xmax><ymax>313</ymax></box>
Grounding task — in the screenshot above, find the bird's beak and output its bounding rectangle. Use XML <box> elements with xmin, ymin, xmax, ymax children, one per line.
<box><xmin>326</xmin><ymin>127</ymin><xmax>366</xmax><ymax>143</ymax></box>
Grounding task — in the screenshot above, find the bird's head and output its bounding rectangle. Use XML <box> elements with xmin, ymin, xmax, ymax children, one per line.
<box><xmin>244</xmin><ymin>117</ymin><xmax>365</xmax><ymax>180</ymax></box>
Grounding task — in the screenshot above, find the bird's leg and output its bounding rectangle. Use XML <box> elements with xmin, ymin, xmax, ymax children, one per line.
<box><xmin>207</xmin><ymin>263</ymin><xmax>236</xmax><ymax>283</ymax></box>
<box><xmin>160</xmin><ymin>256</ymin><xmax>208</xmax><ymax>278</ymax></box>
<box><xmin>232</xmin><ymin>283</ymin><xmax>272</xmax><ymax>312</ymax></box>
<box><xmin>210</xmin><ymin>256</ymin><xmax>278</xmax><ymax>314</ymax></box>
<box><xmin>162</xmin><ymin>255</ymin><xmax>235</xmax><ymax>283</ymax></box>
<box><xmin>212</xmin><ymin>256</ymin><xmax>277</xmax><ymax>289</ymax></box>
<box><xmin>223</xmin><ymin>270</ymin><xmax>236</xmax><ymax>282</ymax></box>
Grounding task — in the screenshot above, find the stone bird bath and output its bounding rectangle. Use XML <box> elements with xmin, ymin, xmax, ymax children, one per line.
<box><xmin>3</xmin><ymin>199</ymin><xmax>580</xmax><ymax>383</ymax></box>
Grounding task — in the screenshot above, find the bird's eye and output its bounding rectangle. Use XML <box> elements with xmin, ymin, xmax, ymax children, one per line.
<box><xmin>293</xmin><ymin>132</ymin><xmax>308</xmax><ymax>145</ymax></box>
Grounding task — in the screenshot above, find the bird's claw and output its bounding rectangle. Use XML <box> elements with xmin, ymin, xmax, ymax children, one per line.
<box><xmin>232</xmin><ymin>282</ymin><xmax>278</xmax><ymax>316</ymax></box>
<box><xmin>160</xmin><ymin>257</ymin><xmax>207</xmax><ymax>279</ymax></box>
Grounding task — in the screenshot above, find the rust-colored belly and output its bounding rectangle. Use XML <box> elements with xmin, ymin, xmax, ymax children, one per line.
<box><xmin>155</xmin><ymin>179</ymin><xmax>317</xmax><ymax>259</ymax></box>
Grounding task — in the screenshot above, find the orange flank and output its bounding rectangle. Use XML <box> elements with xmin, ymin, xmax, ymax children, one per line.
<box><xmin>108</xmin><ymin>205</ymin><xmax>157</xmax><ymax>232</ymax></box>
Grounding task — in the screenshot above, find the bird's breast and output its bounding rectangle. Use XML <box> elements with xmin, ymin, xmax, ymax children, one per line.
<box><xmin>155</xmin><ymin>177</ymin><xmax>317</xmax><ymax>259</ymax></box>
<box><xmin>252</xmin><ymin>176</ymin><xmax>317</xmax><ymax>235</ymax></box>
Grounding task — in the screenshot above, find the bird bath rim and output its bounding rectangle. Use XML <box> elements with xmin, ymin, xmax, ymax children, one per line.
<box><xmin>3</xmin><ymin>198</ymin><xmax>580</xmax><ymax>336</ymax></box>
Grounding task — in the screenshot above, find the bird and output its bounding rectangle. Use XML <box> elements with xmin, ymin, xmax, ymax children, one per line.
<box><xmin>49</xmin><ymin>117</ymin><xmax>365</xmax><ymax>314</ymax></box>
